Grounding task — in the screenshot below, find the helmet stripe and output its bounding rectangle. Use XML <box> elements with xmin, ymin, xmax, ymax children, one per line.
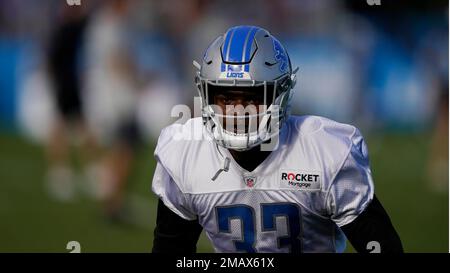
<box><xmin>244</xmin><ymin>27</ymin><xmax>258</xmax><ymax>72</ymax></box>
<box><xmin>222</xmin><ymin>28</ymin><xmax>233</xmax><ymax>60</ymax></box>
<box><xmin>225</xmin><ymin>28</ymin><xmax>236</xmax><ymax>62</ymax></box>
<box><xmin>221</xmin><ymin>28</ymin><xmax>234</xmax><ymax>72</ymax></box>
<box><xmin>241</xmin><ymin>26</ymin><xmax>256</xmax><ymax>63</ymax></box>
<box><xmin>227</xmin><ymin>26</ymin><xmax>253</xmax><ymax>63</ymax></box>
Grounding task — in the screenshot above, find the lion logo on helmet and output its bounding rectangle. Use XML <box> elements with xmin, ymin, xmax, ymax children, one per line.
<box><xmin>273</xmin><ymin>38</ymin><xmax>288</xmax><ymax>73</ymax></box>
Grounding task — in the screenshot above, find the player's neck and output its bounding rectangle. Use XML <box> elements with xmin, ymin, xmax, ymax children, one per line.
<box><xmin>228</xmin><ymin>146</ymin><xmax>272</xmax><ymax>173</ymax></box>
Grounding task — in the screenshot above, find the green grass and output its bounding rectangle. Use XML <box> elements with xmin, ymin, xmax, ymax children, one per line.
<box><xmin>0</xmin><ymin>132</ymin><xmax>447</xmax><ymax>252</ymax></box>
<box><xmin>364</xmin><ymin>133</ymin><xmax>448</xmax><ymax>252</ymax></box>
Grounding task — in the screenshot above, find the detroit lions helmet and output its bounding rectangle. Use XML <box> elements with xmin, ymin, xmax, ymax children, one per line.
<box><xmin>194</xmin><ymin>25</ymin><xmax>298</xmax><ymax>151</ymax></box>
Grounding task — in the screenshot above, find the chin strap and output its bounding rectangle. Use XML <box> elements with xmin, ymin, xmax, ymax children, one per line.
<box><xmin>211</xmin><ymin>157</ymin><xmax>230</xmax><ymax>181</ymax></box>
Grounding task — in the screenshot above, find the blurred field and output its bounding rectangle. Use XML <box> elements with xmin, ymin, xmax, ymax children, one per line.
<box><xmin>0</xmin><ymin>131</ymin><xmax>447</xmax><ymax>253</ymax></box>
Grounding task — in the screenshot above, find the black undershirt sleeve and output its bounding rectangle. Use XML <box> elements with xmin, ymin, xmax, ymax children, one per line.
<box><xmin>340</xmin><ymin>194</ymin><xmax>403</xmax><ymax>253</ymax></box>
<box><xmin>152</xmin><ymin>199</ymin><xmax>203</xmax><ymax>253</ymax></box>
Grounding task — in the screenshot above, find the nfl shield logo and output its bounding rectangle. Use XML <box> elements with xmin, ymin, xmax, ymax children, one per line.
<box><xmin>244</xmin><ymin>176</ymin><xmax>256</xmax><ymax>188</ymax></box>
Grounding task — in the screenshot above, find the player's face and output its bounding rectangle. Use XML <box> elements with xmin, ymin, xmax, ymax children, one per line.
<box><xmin>211</xmin><ymin>87</ymin><xmax>268</xmax><ymax>134</ymax></box>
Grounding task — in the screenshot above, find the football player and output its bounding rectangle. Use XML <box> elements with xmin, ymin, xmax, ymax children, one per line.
<box><xmin>151</xmin><ymin>26</ymin><xmax>403</xmax><ymax>253</ymax></box>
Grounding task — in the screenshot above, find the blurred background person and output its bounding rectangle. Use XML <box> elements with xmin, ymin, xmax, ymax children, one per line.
<box><xmin>427</xmin><ymin>83</ymin><xmax>449</xmax><ymax>193</ymax></box>
<box><xmin>45</xmin><ymin>1</ymin><xmax>97</xmax><ymax>202</ymax></box>
<box><xmin>82</xmin><ymin>0</ymin><xmax>141</xmax><ymax>223</ymax></box>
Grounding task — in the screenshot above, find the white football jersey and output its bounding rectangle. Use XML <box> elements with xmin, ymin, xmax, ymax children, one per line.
<box><xmin>152</xmin><ymin>116</ymin><xmax>374</xmax><ymax>253</ymax></box>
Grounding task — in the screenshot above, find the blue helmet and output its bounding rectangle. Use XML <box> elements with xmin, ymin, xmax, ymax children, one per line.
<box><xmin>194</xmin><ymin>25</ymin><xmax>298</xmax><ymax>151</ymax></box>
